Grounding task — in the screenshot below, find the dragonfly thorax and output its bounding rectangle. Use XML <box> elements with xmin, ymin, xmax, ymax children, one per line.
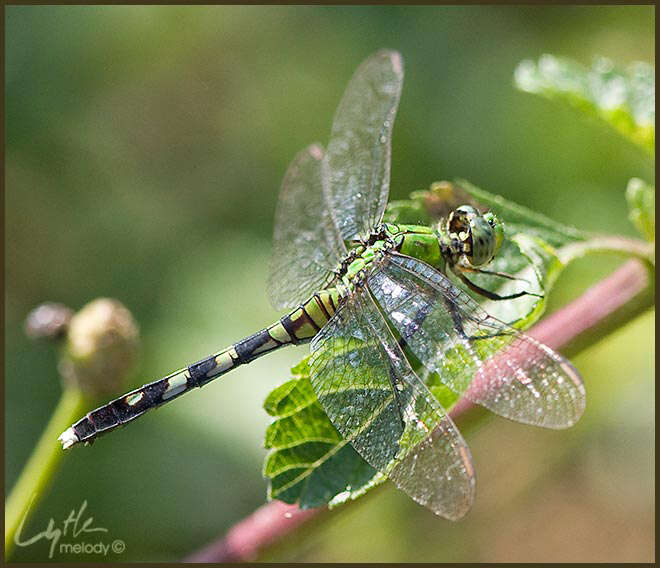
<box><xmin>335</xmin><ymin>208</ymin><xmax>503</xmax><ymax>297</ymax></box>
<box><xmin>337</xmin><ymin>223</ymin><xmax>445</xmax><ymax>294</ymax></box>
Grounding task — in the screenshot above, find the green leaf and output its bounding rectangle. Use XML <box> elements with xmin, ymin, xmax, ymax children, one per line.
<box><xmin>515</xmin><ymin>55</ymin><xmax>655</xmax><ymax>156</ymax></box>
<box><xmin>478</xmin><ymin>233</ymin><xmax>564</xmax><ymax>327</ymax></box>
<box><xmin>263</xmin><ymin>359</ymin><xmax>382</xmax><ymax>509</ymax></box>
<box><xmin>626</xmin><ymin>178</ymin><xmax>655</xmax><ymax>242</ymax></box>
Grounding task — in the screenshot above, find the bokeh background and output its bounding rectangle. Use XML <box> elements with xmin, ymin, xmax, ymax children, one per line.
<box><xmin>6</xmin><ymin>5</ymin><xmax>654</xmax><ymax>562</ymax></box>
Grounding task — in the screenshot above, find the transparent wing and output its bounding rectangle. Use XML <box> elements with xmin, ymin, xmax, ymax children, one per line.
<box><xmin>368</xmin><ymin>253</ymin><xmax>586</xmax><ymax>429</ymax></box>
<box><xmin>323</xmin><ymin>50</ymin><xmax>404</xmax><ymax>242</ymax></box>
<box><xmin>309</xmin><ymin>286</ymin><xmax>475</xmax><ymax>520</ymax></box>
<box><xmin>268</xmin><ymin>144</ymin><xmax>347</xmax><ymax>309</ymax></box>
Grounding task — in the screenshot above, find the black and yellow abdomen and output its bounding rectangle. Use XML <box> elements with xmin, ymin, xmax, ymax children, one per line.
<box><xmin>61</xmin><ymin>223</ymin><xmax>449</xmax><ymax>448</ymax></box>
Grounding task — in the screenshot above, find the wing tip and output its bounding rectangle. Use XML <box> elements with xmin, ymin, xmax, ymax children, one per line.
<box><xmin>558</xmin><ymin>357</ymin><xmax>586</xmax><ymax>393</ymax></box>
<box><xmin>424</xmin><ymin>474</ymin><xmax>476</xmax><ymax>522</ymax></box>
<box><xmin>389</xmin><ymin>51</ymin><xmax>404</xmax><ymax>77</ymax></box>
<box><xmin>373</xmin><ymin>49</ymin><xmax>404</xmax><ymax>77</ymax></box>
<box><xmin>306</xmin><ymin>143</ymin><xmax>324</xmax><ymax>161</ymax></box>
<box><xmin>551</xmin><ymin>354</ymin><xmax>587</xmax><ymax>429</ymax></box>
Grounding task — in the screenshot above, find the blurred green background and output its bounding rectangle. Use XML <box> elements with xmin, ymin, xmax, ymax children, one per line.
<box><xmin>6</xmin><ymin>5</ymin><xmax>654</xmax><ymax>562</ymax></box>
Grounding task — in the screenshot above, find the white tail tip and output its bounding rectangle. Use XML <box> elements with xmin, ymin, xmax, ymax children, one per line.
<box><xmin>58</xmin><ymin>427</ymin><xmax>79</xmax><ymax>450</ymax></box>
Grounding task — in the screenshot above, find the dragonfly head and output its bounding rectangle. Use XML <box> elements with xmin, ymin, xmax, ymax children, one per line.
<box><xmin>446</xmin><ymin>205</ymin><xmax>503</xmax><ymax>267</ymax></box>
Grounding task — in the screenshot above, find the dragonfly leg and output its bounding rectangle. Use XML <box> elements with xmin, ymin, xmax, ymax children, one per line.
<box><xmin>459</xmin><ymin>264</ymin><xmax>532</xmax><ymax>285</ymax></box>
<box><xmin>453</xmin><ymin>270</ymin><xmax>542</xmax><ymax>301</ymax></box>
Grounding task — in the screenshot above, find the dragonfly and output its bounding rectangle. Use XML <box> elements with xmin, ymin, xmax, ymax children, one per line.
<box><xmin>60</xmin><ymin>50</ymin><xmax>585</xmax><ymax>520</ymax></box>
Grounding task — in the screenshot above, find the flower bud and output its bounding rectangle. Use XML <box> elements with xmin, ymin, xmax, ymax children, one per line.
<box><xmin>24</xmin><ymin>302</ymin><xmax>73</xmax><ymax>340</ymax></box>
<box><xmin>58</xmin><ymin>298</ymin><xmax>139</xmax><ymax>397</ymax></box>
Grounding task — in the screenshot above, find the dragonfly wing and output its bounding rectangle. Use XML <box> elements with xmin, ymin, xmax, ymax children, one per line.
<box><xmin>323</xmin><ymin>50</ymin><xmax>404</xmax><ymax>242</ymax></box>
<box><xmin>268</xmin><ymin>144</ymin><xmax>347</xmax><ymax>309</ymax></box>
<box><xmin>368</xmin><ymin>253</ymin><xmax>586</xmax><ymax>429</ymax></box>
<box><xmin>309</xmin><ymin>286</ymin><xmax>475</xmax><ymax>520</ymax></box>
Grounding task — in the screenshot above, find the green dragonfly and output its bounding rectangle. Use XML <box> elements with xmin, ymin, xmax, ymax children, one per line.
<box><xmin>60</xmin><ymin>50</ymin><xmax>585</xmax><ymax>520</ymax></box>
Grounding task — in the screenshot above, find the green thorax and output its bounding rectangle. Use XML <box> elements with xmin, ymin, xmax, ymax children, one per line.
<box><xmin>340</xmin><ymin>223</ymin><xmax>444</xmax><ymax>289</ymax></box>
<box><xmin>338</xmin><ymin>205</ymin><xmax>504</xmax><ymax>294</ymax></box>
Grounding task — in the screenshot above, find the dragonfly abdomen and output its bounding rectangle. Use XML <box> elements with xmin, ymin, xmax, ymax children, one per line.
<box><xmin>279</xmin><ymin>289</ymin><xmax>341</xmax><ymax>343</ymax></box>
<box><xmin>229</xmin><ymin>289</ymin><xmax>340</xmax><ymax>365</ymax></box>
<box><xmin>59</xmin><ymin>289</ymin><xmax>341</xmax><ymax>448</ymax></box>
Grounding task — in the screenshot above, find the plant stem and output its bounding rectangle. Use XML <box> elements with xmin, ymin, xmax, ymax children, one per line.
<box><xmin>532</xmin><ymin>258</ymin><xmax>654</xmax><ymax>358</ymax></box>
<box><xmin>185</xmin><ymin>501</ymin><xmax>322</xmax><ymax>563</ymax></box>
<box><xmin>558</xmin><ymin>236</ymin><xmax>654</xmax><ymax>265</ymax></box>
<box><xmin>183</xmin><ymin>258</ymin><xmax>654</xmax><ymax>563</ymax></box>
<box><xmin>5</xmin><ymin>388</ymin><xmax>89</xmax><ymax>557</ymax></box>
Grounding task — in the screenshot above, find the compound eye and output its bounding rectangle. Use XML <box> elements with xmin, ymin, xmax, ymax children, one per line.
<box><xmin>482</xmin><ymin>209</ymin><xmax>496</xmax><ymax>226</ymax></box>
<box><xmin>481</xmin><ymin>211</ymin><xmax>504</xmax><ymax>259</ymax></box>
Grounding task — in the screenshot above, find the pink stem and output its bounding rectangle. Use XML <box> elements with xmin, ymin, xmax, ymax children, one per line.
<box><xmin>184</xmin><ymin>259</ymin><xmax>651</xmax><ymax>563</ymax></box>
<box><xmin>529</xmin><ymin>259</ymin><xmax>650</xmax><ymax>348</ymax></box>
<box><xmin>184</xmin><ymin>501</ymin><xmax>321</xmax><ymax>563</ymax></box>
